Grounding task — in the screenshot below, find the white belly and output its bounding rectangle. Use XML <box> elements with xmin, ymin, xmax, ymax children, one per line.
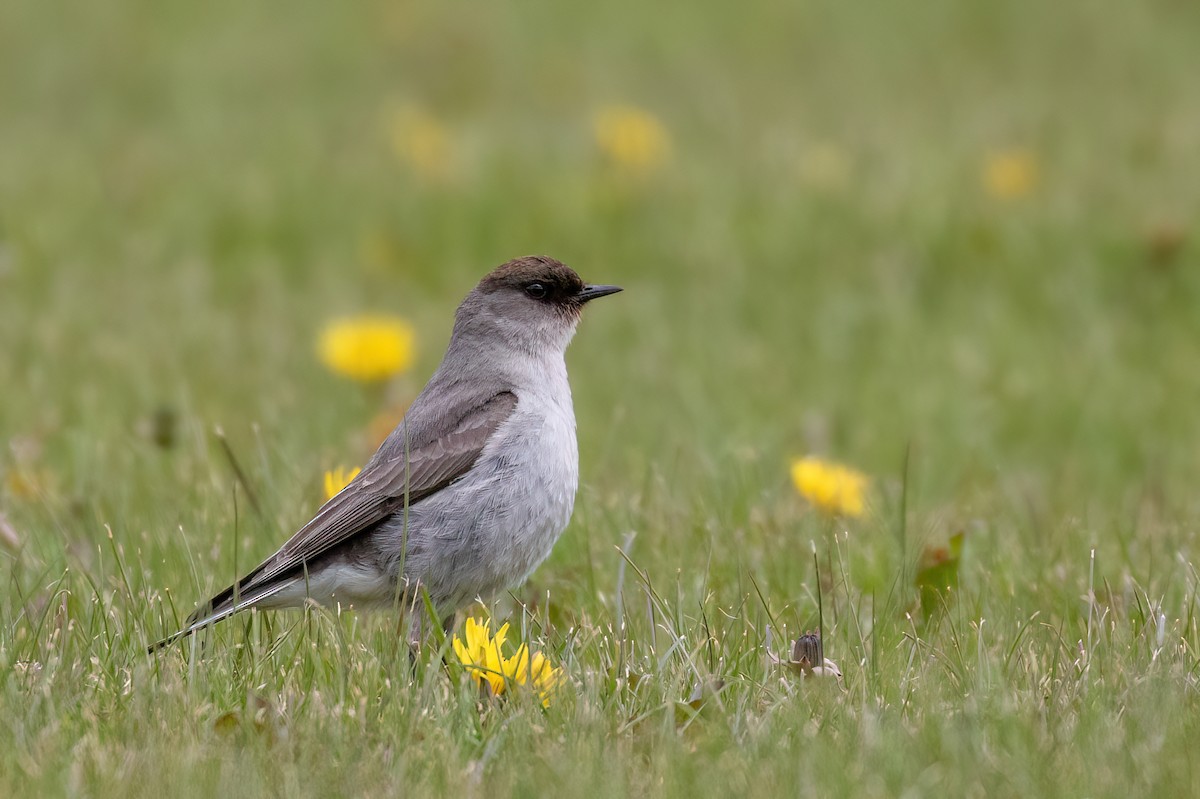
<box><xmin>392</xmin><ymin>378</ymin><xmax>580</xmax><ymax>610</ymax></box>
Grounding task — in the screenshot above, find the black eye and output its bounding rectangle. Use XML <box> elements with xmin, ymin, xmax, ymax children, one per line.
<box><xmin>525</xmin><ymin>282</ymin><xmax>548</xmax><ymax>299</ymax></box>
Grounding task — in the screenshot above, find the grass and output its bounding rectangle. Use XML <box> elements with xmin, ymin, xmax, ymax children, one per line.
<box><xmin>3</xmin><ymin>0</ymin><xmax>1200</xmax><ymax>795</ymax></box>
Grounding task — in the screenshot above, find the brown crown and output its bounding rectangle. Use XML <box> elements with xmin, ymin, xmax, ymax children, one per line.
<box><xmin>477</xmin><ymin>256</ymin><xmax>585</xmax><ymax>299</ymax></box>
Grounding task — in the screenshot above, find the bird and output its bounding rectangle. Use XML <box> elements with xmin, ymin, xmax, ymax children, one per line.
<box><xmin>149</xmin><ymin>256</ymin><xmax>621</xmax><ymax>651</ymax></box>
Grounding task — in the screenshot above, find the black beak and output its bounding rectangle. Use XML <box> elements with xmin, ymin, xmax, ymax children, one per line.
<box><xmin>577</xmin><ymin>284</ymin><xmax>623</xmax><ymax>303</ymax></box>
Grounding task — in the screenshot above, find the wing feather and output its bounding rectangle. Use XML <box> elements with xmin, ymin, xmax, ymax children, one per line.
<box><xmin>267</xmin><ymin>397</ymin><xmax>512</xmax><ymax>579</ymax></box>
<box><xmin>150</xmin><ymin>389</ymin><xmax>517</xmax><ymax>649</ymax></box>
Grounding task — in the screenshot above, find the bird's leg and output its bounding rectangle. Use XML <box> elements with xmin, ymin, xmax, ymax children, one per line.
<box><xmin>388</xmin><ymin>575</ymin><xmax>425</xmax><ymax>659</ymax></box>
<box><xmin>403</xmin><ymin>607</ymin><xmax>457</xmax><ymax>669</ymax></box>
<box><xmin>405</xmin><ymin>608</ymin><xmax>454</xmax><ymax>646</ymax></box>
<box><xmin>406</xmin><ymin>612</ymin><xmax>425</xmax><ymax>654</ymax></box>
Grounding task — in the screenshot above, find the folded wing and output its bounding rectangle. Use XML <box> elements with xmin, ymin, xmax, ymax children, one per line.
<box><xmin>149</xmin><ymin>390</ymin><xmax>517</xmax><ymax>650</ymax></box>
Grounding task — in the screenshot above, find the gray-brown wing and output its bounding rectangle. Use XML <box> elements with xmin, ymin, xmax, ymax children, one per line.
<box><xmin>205</xmin><ymin>390</ymin><xmax>516</xmax><ymax>607</ymax></box>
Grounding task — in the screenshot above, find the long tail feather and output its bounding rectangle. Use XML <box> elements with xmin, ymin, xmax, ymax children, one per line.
<box><xmin>146</xmin><ymin>580</ymin><xmax>291</xmax><ymax>653</ymax></box>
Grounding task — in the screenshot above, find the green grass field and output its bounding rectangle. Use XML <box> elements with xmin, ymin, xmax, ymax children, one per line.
<box><xmin>3</xmin><ymin>0</ymin><xmax>1200</xmax><ymax>795</ymax></box>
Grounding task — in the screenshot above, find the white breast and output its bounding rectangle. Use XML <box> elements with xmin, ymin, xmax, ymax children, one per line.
<box><xmin>482</xmin><ymin>361</ymin><xmax>579</xmax><ymax>585</ymax></box>
<box><xmin>400</xmin><ymin>353</ymin><xmax>580</xmax><ymax>610</ymax></box>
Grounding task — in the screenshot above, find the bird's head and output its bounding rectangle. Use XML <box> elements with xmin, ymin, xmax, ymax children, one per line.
<box><xmin>455</xmin><ymin>256</ymin><xmax>621</xmax><ymax>355</ymax></box>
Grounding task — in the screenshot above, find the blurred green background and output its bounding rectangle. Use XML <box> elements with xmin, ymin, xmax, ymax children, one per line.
<box><xmin>2</xmin><ymin>0</ymin><xmax>1199</xmax><ymax>795</ymax></box>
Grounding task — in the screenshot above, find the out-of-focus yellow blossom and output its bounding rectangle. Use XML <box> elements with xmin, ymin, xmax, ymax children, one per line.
<box><xmin>790</xmin><ymin>456</ymin><xmax>868</xmax><ymax>518</ymax></box>
<box><xmin>798</xmin><ymin>142</ymin><xmax>852</xmax><ymax>190</ymax></box>
<box><xmin>4</xmin><ymin>468</ymin><xmax>54</xmax><ymax>500</ymax></box>
<box><xmin>390</xmin><ymin>106</ymin><xmax>453</xmax><ymax>181</ymax></box>
<box><xmin>323</xmin><ymin>466</ymin><xmax>361</xmax><ymax>502</ymax></box>
<box><xmin>317</xmin><ymin>315</ymin><xmax>416</xmax><ymax>383</ymax></box>
<box><xmin>982</xmin><ymin>149</ymin><xmax>1038</xmax><ymax>200</ymax></box>
<box><xmin>453</xmin><ymin>617</ymin><xmax>561</xmax><ymax>707</ymax></box>
<box><xmin>593</xmin><ymin>105</ymin><xmax>671</xmax><ymax>173</ymax></box>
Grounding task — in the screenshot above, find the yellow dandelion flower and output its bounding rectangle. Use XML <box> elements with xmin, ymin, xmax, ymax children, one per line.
<box><xmin>453</xmin><ymin>617</ymin><xmax>511</xmax><ymax>696</ymax></box>
<box><xmin>4</xmin><ymin>468</ymin><xmax>55</xmax><ymax>501</ymax></box>
<box><xmin>982</xmin><ymin>148</ymin><xmax>1038</xmax><ymax>200</ymax></box>
<box><xmin>317</xmin><ymin>315</ymin><xmax>416</xmax><ymax>383</ymax></box>
<box><xmin>790</xmin><ymin>456</ymin><xmax>868</xmax><ymax>518</ymax></box>
<box><xmin>593</xmin><ymin>105</ymin><xmax>671</xmax><ymax>174</ymax></box>
<box><xmin>390</xmin><ymin>106</ymin><xmax>453</xmax><ymax>181</ymax></box>
<box><xmin>506</xmin><ymin>644</ymin><xmax>560</xmax><ymax>707</ymax></box>
<box><xmin>797</xmin><ymin>142</ymin><xmax>852</xmax><ymax>190</ymax></box>
<box><xmin>453</xmin><ymin>616</ymin><xmax>562</xmax><ymax>707</ymax></box>
<box><xmin>323</xmin><ymin>466</ymin><xmax>361</xmax><ymax>502</ymax></box>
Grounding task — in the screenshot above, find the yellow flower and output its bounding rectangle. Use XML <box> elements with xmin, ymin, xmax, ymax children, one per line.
<box><xmin>593</xmin><ymin>105</ymin><xmax>671</xmax><ymax>173</ymax></box>
<box><xmin>453</xmin><ymin>616</ymin><xmax>561</xmax><ymax>707</ymax></box>
<box><xmin>390</xmin><ymin>106</ymin><xmax>453</xmax><ymax>181</ymax></box>
<box><xmin>453</xmin><ymin>617</ymin><xmax>511</xmax><ymax>696</ymax></box>
<box><xmin>982</xmin><ymin>149</ymin><xmax>1038</xmax><ymax>200</ymax></box>
<box><xmin>4</xmin><ymin>467</ymin><xmax>54</xmax><ymax>501</ymax></box>
<box><xmin>790</xmin><ymin>456</ymin><xmax>868</xmax><ymax>518</ymax></box>
<box><xmin>797</xmin><ymin>142</ymin><xmax>852</xmax><ymax>190</ymax></box>
<box><xmin>317</xmin><ymin>315</ymin><xmax>416</xmax><ymax>383</ymax></box>
<box><xmin>323</xmin><ymin>466</ymin><xmax>361</xmax><ymax>502</ymax></box>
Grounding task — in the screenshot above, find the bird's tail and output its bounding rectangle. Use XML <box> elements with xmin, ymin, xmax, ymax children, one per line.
<box><xmin>146</xmin><ymin>579</ymin><xmax>291</xmax><ymax>653</ymax></box>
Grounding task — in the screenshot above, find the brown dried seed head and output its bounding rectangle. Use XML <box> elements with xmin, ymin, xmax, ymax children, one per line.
<box><xmin>791</xmin><ymin>631</ymin><xmax>823</xmax><ymax>667</ymax></box>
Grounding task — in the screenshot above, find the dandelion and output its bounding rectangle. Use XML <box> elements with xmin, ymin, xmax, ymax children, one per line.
<box><xmin>4</xmin><ymin>467</ymin><xmax>54</xmax><ymax>501</ymax></box>
<box><xmin>454</xmin><ymin>617</ymin><xmax>510</xmax><ymax>696</ymax></box>
<box><xmin>797</xmin><ymin>142</ymin><xmax>852</xmax><ymax>190</ymax></box>
<box><xmin>593</xmin><ymin>105</ymin><xmax>671</xmax><ymax>174</ymax></box>
<box><xmin>453</xmin><ymin>616</ymin><xmax>561</xmax><ymax>707</ymax></box>
<box><xmin>317</xmin><ymin>315</ymin><xmax>416</xmax><ymax>383</ymax></box>
<box><xmin>982</xmin><ymin>148</ymin><xmax>1038</xmax><ymax>200</ymax></box>
<box><xmin>389</xmin><ymin>106</ymin><xmax>453</xmax><ymax>181</ymax></box>
<box><xmin>323</xmin><ymin>466</ymin><xmax>361</xmax><ymax>502</ymax></box>
<box><xmin>790</xmin><ymin>456</ymin><xmax>868</xmax><ymax>518</ymax></box>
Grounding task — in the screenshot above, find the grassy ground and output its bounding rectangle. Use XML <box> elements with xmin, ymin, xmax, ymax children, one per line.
<box><xmin>3</xmin><ymin>0</ymin><xmax>1200</xmax><ymax>795</ymax></box>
